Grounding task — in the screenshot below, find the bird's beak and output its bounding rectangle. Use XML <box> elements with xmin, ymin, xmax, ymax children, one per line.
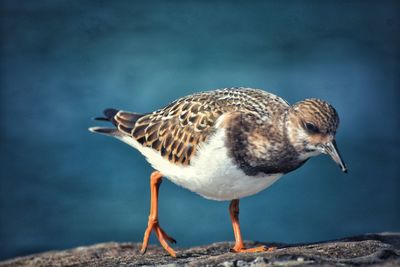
<box><xmin>322</xmin><ymin>140</ymin><xmax>348</xmax><ymax>173</ymax></box>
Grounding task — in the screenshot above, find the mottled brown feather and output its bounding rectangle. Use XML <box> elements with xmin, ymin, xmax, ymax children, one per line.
<box><xmin>110</xmin><ymin>87</ymin><xmax>290</xmax><ymax>166</ymax></box>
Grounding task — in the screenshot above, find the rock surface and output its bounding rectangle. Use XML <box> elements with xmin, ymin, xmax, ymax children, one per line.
<box><xmin>1</xmin><ymin>233</ymin><xmax>399</xmax><ymax>266</ymax></box>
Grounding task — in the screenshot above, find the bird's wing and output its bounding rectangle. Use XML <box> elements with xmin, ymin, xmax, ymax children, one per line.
<box><xmin>115</xmin><ymin>95</ymin><xmax>224</xmax><ymax>165</ymax></box>
<box><xmin>112</xmin><ymin>88</ymin><xmax>290</xmax><ymax>165</ymax></box>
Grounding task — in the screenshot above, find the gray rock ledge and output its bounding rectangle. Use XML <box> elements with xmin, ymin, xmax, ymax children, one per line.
<box><xmin>1</xmin><ymin>233</ymin><xmax>399</xmax><ymax>266</ymax></box>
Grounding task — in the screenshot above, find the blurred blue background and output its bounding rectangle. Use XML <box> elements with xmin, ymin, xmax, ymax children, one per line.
<box><xmin>1</xmin><ymin>0</ymin><xmax>399</xmax><ymax>260</ymax></box>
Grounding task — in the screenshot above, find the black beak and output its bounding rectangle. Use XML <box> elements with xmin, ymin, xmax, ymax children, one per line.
<box><xmin>323</xmin><ymin>140</ymin><xmax>348</xmax><ymax>173</ymax></box>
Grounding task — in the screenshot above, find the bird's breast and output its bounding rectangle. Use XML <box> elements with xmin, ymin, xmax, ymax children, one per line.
<box><xmin>156</xmin><ymin>128</ymin><xmax>283</xmax><ymax>200</ymax></box>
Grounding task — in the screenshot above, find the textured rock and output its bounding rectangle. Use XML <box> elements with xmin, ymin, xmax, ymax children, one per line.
<box><xmin>1</xmin><ymin>233</ymin><xmax>399</xmax><ymax>266</ymax></box>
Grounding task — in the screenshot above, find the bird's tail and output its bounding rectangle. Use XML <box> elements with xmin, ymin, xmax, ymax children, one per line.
<box><xmin>89</xmin><ymin>108</ymin><xmax>143</xmax><ymax>137</ymax></box>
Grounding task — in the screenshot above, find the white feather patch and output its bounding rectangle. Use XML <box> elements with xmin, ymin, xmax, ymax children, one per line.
<box><xmin>117</xmin><ymin>127</ymin><xmax>283</xmax><ymax>201</ymax></box>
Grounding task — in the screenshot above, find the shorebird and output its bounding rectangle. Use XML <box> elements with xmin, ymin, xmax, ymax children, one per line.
<box><xmin>89</xmin><ymin>87</ymin><xmax>347</xmax><ymax>257</ymax></box>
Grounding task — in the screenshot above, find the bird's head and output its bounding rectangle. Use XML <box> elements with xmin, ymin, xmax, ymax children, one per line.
<box><xmin>286</xmin><ymin>98</ymin><xmax>347</xmax><ymax>173</ymax></box>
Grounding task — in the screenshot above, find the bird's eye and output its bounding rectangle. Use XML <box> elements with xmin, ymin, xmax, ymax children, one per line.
<box><xmin>305</xmin><ymin>122</ymin><xmax>319</xmax><ymax>133</ymax></box>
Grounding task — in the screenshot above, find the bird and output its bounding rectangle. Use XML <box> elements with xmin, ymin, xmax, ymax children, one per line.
<box><xmin>89</xmin><ymin>87</ymin><xmax>347</xmax><ymax>257</ymax></box>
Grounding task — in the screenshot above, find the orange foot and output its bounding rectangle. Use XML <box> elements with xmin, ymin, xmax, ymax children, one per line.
<box><xmin>231</xmin><ymin>245</ymin><xmax>276</xmax><ymax>253</ymax></box>
<box><xmin>140</xmin><ymin>219</ymin><xmax>177</xmax><ymax>257</ymax></box>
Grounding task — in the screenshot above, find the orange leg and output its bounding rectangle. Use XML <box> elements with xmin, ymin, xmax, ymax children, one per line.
<box><xmin>140</xmin><ymin>171</ymin><xmax>177</xmax><ymax>257</ymax></box>
<box><xmin>229</xmin><ymin>199</ymin><xmax>275</xmax><ymax>253</ymax></box>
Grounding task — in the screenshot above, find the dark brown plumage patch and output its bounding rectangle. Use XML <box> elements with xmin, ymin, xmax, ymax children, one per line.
<box><xmin>225</xmin><ymin>112</ymin><xmax>306</xmax><ymax>175</ymax></box>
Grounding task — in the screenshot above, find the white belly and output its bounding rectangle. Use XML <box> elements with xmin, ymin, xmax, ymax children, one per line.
<box><xmin>118</xmin><ymin>128</ymin><xmax>283</xmax><ymax>201</ymax></box>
